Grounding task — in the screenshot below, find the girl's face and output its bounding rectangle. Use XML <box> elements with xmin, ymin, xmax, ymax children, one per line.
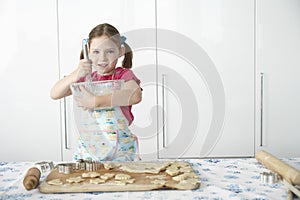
<box><xmin>89</xmin><ymin>36</ymin><xmax>123</xmax><ymax>75</ymax></box>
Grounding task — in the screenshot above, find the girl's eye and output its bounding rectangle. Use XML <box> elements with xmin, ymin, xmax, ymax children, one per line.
<box><xmin>107</xmin><ymin>50</ymin><xmax>114</xmax><ymax>54</ymax></box>
<box><xmin>92</xmin><ymin>50</ymin><xmax>99</xmax><ymax>54</ymax></box>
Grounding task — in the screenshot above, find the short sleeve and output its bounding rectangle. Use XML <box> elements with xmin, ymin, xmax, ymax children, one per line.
<box><xmin>119</xmin><ymin>69</ymin><xmax>141</xmax><ymax>86</ymax></box>
<box><xmin>77</xmin><ymin>76</ymin><xmax>86</xmax><ymax>83</ymax></box>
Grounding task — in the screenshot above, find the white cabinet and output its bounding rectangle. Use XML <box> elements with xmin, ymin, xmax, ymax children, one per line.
<box><xmin>58</xmin><ymin>0</ymin><xmax>257</xmax><ymax>160</ymax></box>
<box><xmin>256</xmin><ymin>0</ymin><xmax>300</xmax><ymax>157</ymax></box>
<box><xmin>156</xmin><ymin>0</ymin><xmax>255</xmax><ymax>158</ymax></box>
<box><xmin>0</xmin><ymin>0</ymin><xmax>61</xmax><ymax>161</ymax></box>
<box><xmin>57</xmin><ymin>0</ymin><xmax>156</xmax><ymax>161</ymax></box>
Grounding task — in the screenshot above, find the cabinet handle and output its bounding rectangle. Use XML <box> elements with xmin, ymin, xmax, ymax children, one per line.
<box><xmin>162</xmin><ymin>74</ymin><xmax>167</xmax><ymax>148</ymax></box>
<box><xmin>63</xmin><ymin>93</ymin><xmax>70</xmax><ymax>150</ymax></box>
<box><xmin>260</xmin><ymin>72</ymin><xmax>264</xmax><ymax>146</ymax></box>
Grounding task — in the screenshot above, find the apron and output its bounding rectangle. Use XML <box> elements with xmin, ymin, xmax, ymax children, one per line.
<box><xmin>71</xmin><ymin>80</ymin><xmax>141</xmax><ymax>161</ymax></box>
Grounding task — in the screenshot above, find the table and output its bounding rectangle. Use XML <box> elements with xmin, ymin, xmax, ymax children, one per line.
<box><xmin>1</xmin><ymin>158</ymin><xmax>300</xmax><ymax>200</ymax></box>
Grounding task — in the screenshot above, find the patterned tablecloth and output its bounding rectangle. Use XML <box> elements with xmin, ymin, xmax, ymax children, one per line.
<box><xmin>1</xmin><ymin>158</ymin><xmax>300</xmax><ymax>200</ymax></box>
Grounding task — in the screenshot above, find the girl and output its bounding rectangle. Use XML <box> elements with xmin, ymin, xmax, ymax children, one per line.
<box><xmin>51</xmin><ymin>23</ymin><xmax>142</xmax><ymax>161</ymax></box>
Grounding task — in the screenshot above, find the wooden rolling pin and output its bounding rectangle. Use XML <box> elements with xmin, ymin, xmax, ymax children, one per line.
<box><xmin>23</xmin><ymin>167</ymin><xmax>41</xmax><ymax>190</ymax></box>
<box><xmin>255</xmin><ymin>150</ymin><xmax>300</xmax><ymax>185</ymax></box>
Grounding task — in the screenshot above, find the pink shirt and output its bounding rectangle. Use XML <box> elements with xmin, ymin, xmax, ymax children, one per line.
<box><xmin>78</xmin><ymin>67</ymin><xmax>141</xmax><ymax>125</ymax></box>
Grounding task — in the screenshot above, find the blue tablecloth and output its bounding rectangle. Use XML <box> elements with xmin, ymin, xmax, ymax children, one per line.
<box><xmin>1</xmin><ymin>158</ymin><xmax>300</xmax><ymax>200</ymax></box>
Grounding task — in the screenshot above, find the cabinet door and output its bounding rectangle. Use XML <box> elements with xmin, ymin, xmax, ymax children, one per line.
<box><xmin>256</xmin><ymin>0</ymin><xmax>300</xmax><ymax>157</ymax></box>
<box><xmin>0</xmin><ymin>0</ymin><xmax>61</xmax><ymax>161</ymax></box>
<box><xmin>58</xmin><ymin>0</ymin><xmax>156</xmax><ymax>161</ymax></box>
<box><xmin>157</xmin><ymin>0</ymin><xmax>255</xmax><ymax>158</ymax></box>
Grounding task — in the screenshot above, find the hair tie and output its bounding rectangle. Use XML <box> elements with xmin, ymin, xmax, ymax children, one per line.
<box><xmin>121</xmin><ymin>35</ymin><xmax>127</xmax><ymax>44</ymax></box>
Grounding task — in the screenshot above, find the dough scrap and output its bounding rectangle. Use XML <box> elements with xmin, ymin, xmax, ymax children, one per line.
<box><xmin>179</xmin><ymin>178</ymin><xmax>200</xmax><ymax>185</ymax></box>
<box><xmin>146</xmin><ymin>175</ymin><xmax>167</xmax><ymax>180</ymax></box>
<box><xmin>179</xmin><ymin>167</ymin><xmax>193</xmax><ymax>173</ymax></box>
<box><xmin>151</xmin><ymin>179</ymin><xmax>167</xmax><ymax>185</ymax></box>
<box><xmin>114</xmin><ymin>178</ymin><xmax>135</xmax><ymax>185</ymax></box>
<box><xmin>170</xmin><ymin>161</ymin><xmax>190</xmax><ymax>168</ymax></box>
<box><xmin>165</xmin><ymin>166</ymin><xmax>180</xmax><ymax>176</ymax></box>
<box><xmin>172</xmin><ymin>173</ymin><xmax>198</xmax><ymax>181</ymax></box>
<box><xmin>120</xmin><ymin>161</ymin><xmax>171</xmax><ymax>174</ymax></box>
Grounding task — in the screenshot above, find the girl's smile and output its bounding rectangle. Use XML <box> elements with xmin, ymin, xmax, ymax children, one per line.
<box><xmin>97</xmin><ymin>62</ymin><xmax>109</xmax><ymax>70</ymax></box>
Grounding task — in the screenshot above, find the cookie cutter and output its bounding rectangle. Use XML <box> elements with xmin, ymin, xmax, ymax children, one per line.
<box><xmin>35</xmin><ymin>161</ymin><xmax>54</xmax><ymax>173</ymax></box>
<box><xmin>260</xmin><ymin>171</ymin><xmax>281</xmax><ymax>184</ymax></box>
<box><xmin>85</xmin><ymin>160</ymin><xmax>101</xmax><ymax>171</ymax></box>
<box><xmin>75</xmin><ymin>159</ymin><xmax>86</xmax><ymax>170</ymax></box>
<box><xmin>57</xmin><ymin>163</ymin><xmax>74</xmax><ymax>174</ymax></box>
<box><xmin>57</xmin><ymin>160</ymin><xmax>101</xmax><ymax>174</ymax></box>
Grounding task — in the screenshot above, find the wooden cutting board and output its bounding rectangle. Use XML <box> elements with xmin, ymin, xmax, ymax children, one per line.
<box><xmin>39</xmin><ymin>161</ymin><xmax>200</xmax><ymax>193</ymax></box>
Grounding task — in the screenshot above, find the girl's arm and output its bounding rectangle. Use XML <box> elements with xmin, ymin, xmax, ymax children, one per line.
<box><xmin>74</xmin><ymin>80</ymin><xmax>142</xmax><ymax>109</ymax></box>
<box><xmin>50</xmin><ymin>70</ymin><xmax>77</xmax><ymax>99</ymax></box>
<box><xmin>50</xmin><ymin>59</ymin><xmax>92</xmax><ymax>100</ymax></box>
<box><xmin>109</xmin><ymin>79</ymin><xmax>142</xmax><ymax>106</ymax></box>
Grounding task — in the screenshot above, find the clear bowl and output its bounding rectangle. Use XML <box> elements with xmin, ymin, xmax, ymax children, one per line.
<box><xmin>70</xmin><ymin>80</ymin><xmax>124</xmax><ymax>97</ymax></box>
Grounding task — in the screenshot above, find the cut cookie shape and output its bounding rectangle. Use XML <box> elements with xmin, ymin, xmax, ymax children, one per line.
<box><xmin>115</xmin><ymin>173</ymin><xmax>131</xmax><ymax>180</ymax></box>
<box><xmin>66</xmin><ymin>176</ymin><xmax>85</xmax><ymax>183</ymax></box>
<box><xmin>100</xmin><ymin>173</ymin><xmax>115</xmax><ymax>180</ymax></box>
<box><xmin>82</xmin><ymin>172</ymin><xmax>100</xmax><ymax>178</ymax></box>
<box><xmin>90</xmin><ymin>178</ymin><xmax>106</xmax><ymax>184</ymax></box>
<box><xmin>47</xmin><ymin>178</ymin><xmax>63</xmax><ymax>186</ymax></box>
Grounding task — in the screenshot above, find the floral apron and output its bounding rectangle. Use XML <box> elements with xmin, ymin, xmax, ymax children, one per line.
<box><xmin>72</xmin><ymin>81</ymin><xmax>140</xmax><ymax>161</ymax></box>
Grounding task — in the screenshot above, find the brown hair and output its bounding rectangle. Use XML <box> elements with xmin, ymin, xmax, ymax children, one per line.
<box><xmin>80</xmin><ymin>23</ymin><xmax>133</xmax><ymax>69</ymax></box>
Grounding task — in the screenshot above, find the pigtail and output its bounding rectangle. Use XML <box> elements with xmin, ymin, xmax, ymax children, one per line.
<box><xmin>79</xmin><ymin>50</ymin><xmax>84</xmax><ymax>60</ymax></box>
<box><xmin>122</xmin><ymin>42</ymin><xmax>133</xmax><ymax>69</ymax></box>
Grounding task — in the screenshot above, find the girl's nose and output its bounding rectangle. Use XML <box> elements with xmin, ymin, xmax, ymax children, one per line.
<box><xmin>99</xmin><ymin>52</ymin><xmax>107</xmax><ymax>60</ymax></box>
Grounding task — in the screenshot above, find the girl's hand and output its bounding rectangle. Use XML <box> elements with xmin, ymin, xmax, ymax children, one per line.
<box><xmin>75</xmin><ymin>59</ymin><xmax>92</xmax><ymax>81</ymax></box>
<box><xmin>74</xmin><ymin>85</ymin><xmax>96</xmax><ymax>110</ymax></box>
